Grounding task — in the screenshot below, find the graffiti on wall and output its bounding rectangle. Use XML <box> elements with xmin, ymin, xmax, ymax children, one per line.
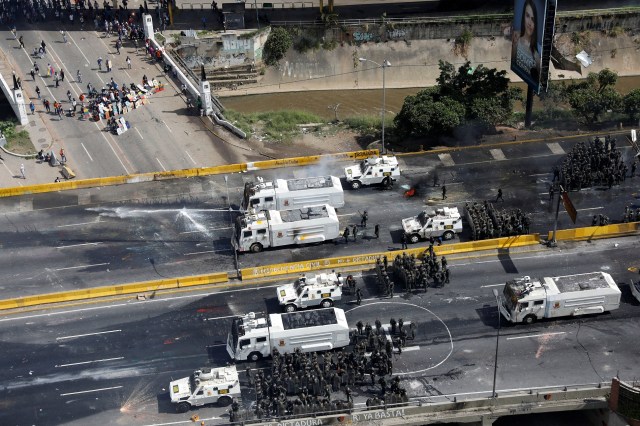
<box><xmin>280</xmin><ymin>61</ymin><xmax>333</xmax><ymax>80</ymax></box>
<box><xmin>387</xmin><ymin>28</ymin><xmax>408</xmax><ymax>39</ymax></box>
<box><xmin>353</xmin><ymin>31</ymin><xmax>377</xmax><ymax>43</ymax></box>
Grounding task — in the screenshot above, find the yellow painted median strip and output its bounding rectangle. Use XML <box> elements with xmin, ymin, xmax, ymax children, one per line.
<box><xmin>239</xmin><ymin>234</ymin><xmax>541</xmax><ymax>280</ymax></box>
<box><xmin>0</xmin><ymin>272</ymin><xmax>229</xmax><ymax>311</ymax></box>
<box><xmin>547</xmin><ymin>222</ymin><xmax>639</xmax><ymax>242</ymax></box>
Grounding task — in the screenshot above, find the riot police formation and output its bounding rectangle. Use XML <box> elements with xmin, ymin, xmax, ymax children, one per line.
<box><xmin>375</xmin><ymin>251</ymin><xmax>452</xmax><ymax>294</ymax></box>
<box><xmin>559</xmin><ymin>136</ymin><xmax>627</xmax><ymax>191</ymax></box>
<box><xmin>231</xmin><ymin>332</ymin><xmax>410</xmax><ymax>422</ymax></box>
<box><xmin>621</xmin><ymin>206</ymin><xmax>640</xmax><ymax>223</ymax></box>
<box><xmin>465</xmin><ymin>201</ymin><xmax>530</xmax><ymax>241</ymax></box>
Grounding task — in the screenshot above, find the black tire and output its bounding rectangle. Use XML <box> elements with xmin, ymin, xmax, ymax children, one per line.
<box><xmin>442</xmin><ymin>231</ymin><xmax>455</xmax><ymax>241</ymax></box>
<box><xmin>285</xmin><ymin>304</ymin><xmax>297</xmax><ymax>313</ymax></box>
<box><xmin>320</xmin><ymin>299</ymin><xmax>333</xmax><ymax>308</ymax></box>
<box><xmin>218</xmin><ymin>396</ymin><xmax>232</xmax><ymax>407</ymax></box>
<box><xmin>176</xmin><ymin>402</ymin><xmax>190</xmax><ymax>413</ymax></box>
<box><xmin>248</xmin><ymin>351</ymin><xmax>262</xmax><ymax>362</ymax></box>
<box><xmin>523</xmin><ymin>315</ymin><xmax>537</xmax><ymax>325</ymax></box>
<box><xmin>409</xmin><ymin>234</ymin><xmax>420</xmax><ymax>244</ymax></box>
<box><xmin>350</xmin><ymin>180</ymin><xmax>362</xmax><ymax>190</ymax></box>
<box><xmin>382</xmin><ymin>177</ymin><xmax>390</xmax><ymax>187</ymax></box>
<box><xmin>250</xmin><ymin>243</ymin><xmax>262</xmax><ymax>253</ymax></box>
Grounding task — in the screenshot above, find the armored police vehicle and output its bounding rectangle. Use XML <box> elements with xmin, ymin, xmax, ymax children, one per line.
<box><xmin>344</xmin><ymin>155</ymin><xmax>401</xmax><ymax>189</ymax></box>
<box><xmin>497</xmin><ymin>272</ymin><xmax>621</xmax><ymax>324</ymax></box>
<box><xmin>232</xmin><ymin>204</ymin><xmax>340</xmax><ymax>253</ymax></box>
<box><xmin>402</xmin><ymin>206</ymin><xmax>463</xmax><ymax>243</ymax></box>
<box><xmin>227</xmin><ymin>308</ymin><xmax>351</xmax><ymax>362</ymax></box>
<box><xmin>169</xmin><ymin>365</ymin><xmax>240</xmax><ymax>412</ymax></box>
<box><xmin>277</xmin><ymin>271</ymin><xmax>344</xmax><ymax>312</ymax></box>
<box><xmin>241</xmin><ymin>175</ymin><xmax>344</xmax><ymax>212</ymax></box>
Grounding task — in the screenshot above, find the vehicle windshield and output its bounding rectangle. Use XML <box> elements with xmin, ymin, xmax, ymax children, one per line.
<box><xmin>503</xmin><ymin>284</ymin><xmax>517</xmax><ymax>310</ymax></box>
<box><xmin>417</xmin><ymin>211</ymin><xmax>429</xmax><ymax>227</ymax></box>
<box><xmin>295</xmin><ymin>279</ymin><xmax>307</xmax><ymax>296</ymax></box>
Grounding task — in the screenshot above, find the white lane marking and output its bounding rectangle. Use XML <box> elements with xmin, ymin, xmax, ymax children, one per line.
<box><xmin>480</xmin><ymin>283</ymin><xmax>504</xmax><ymax>288</ymax></box>
<box><xmin>490</xmin><ymin>149</ymin><xmax>506</xmax><ymax>160</ymax></box>
<box><xmin>162</xmin><ymin>120</ymin><xmax>173</xmax><ymax>133</ymax></box>
<box><xmin>66</xmin><ymin>32</ymin><xmax>91</xmax><ymax>65</ymax></box>
<box><xmin>56</xmin><ymin>221</ymin><xmax>99</xmax><ymax>228</ymax></box>
<box><xmin>204</xmin><ymin>315</ymin><xmax>237</xmax><ymax>321</ymax></box>
<box><xmin>81</xmin><ymin>142</ymin><xmax>94</xmax><ymax>161</ymax></box>
<box><xmin>450</xmin><ymin>152</ymin><xmax>556</xmax><ymax>167</ymax></box>
<box><xmin>547</xmin><ymin>142</ymin><xmax>565</xmax><ymax>155</ymax></box>
<box><xmin>156</xmin><ymin>158</ymin><xmax>167</xmax><ymax>171</ymax></box>
<box><xmin>529</xmin><ymin>173</ymin><xmax>549</xmax><ymax>177</ymax></box>
<box><xmin>57</xmin><ymin>242</ymin><xmax>102</xmax><ymax>248</ymax></box>
<box><xmin>55</xmin><ymin>356</ymin><xmax>124</xmax><ymax>368</ymax></box>
<box><xmin>135</xmin><ymin>127</ymin><xmax>144</xmax><ymax>140</ymax></box>
<box><xmin>185</xmin><ymin>150</ymin><xmax>197</xmax><ymax>166</ymax></box>
<box><xmin>438</xmin><ymin>153</ymin><xmax>455</xmax><ymax>166</ymax></box>
<box><xmin>180</xmin><ymin>226</ymin><xmax>232</xmax><ymax>234</ymax></box>
<box><xmin>99</xmin><ymin>131</ymin><xmax>130</xmax><ymax>174</ymax></box>
<box><xmin>53</xmin><ymin>262</ymin><xmax>110</xmax><ymax>271</ymax></box>
<box><xmin>400</xmin><ymin>346</ymin><xmax>420</xmax><ymax>352</ymax></box>
<box><xmin>57</xmin><ymin>329</ymin><xmax>122</xmax><ymax>341</ymax></box>
<box><xmin>60</xmin><ymin>385</ymin><xmax>123</xmax><ymax>396</ymax></box>
<box><xmin>506</xmin><ymin>331</ymin><xmax>566</xmax><ymax>341</ymax></box>
<box><xmin>123</xmin><ymin>69</ymin><xmax>132</xmax><ymax>80</ymax></box>
<box><xmin>337</xmin><ymin>213</ymin><xmax>358</xmax><ymax>217</ymax></box>
<box><xmin>184</xmin><ymin>249</ymin><xmax>234</xmax><ymax>256</ymax></box>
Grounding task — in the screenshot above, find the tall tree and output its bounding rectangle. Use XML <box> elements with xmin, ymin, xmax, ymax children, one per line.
<box><xmin>563</xmin><ymin>69</ymin><xmax>622</xmax><ymax>123</ymax></box>
<box><xmin>623</xmin><ymin>88</ymin><xmax>640</xmax><ymax>122</ymax></box>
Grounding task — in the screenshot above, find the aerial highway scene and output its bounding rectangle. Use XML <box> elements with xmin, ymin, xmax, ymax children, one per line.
<box><xmin>0</xmin><ymin>1</ymin><xmax>639</xmax><ymax>426</ymax></box>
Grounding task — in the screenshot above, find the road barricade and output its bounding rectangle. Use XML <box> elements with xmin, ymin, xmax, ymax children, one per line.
<box><xmin>547</xmin><ymin>222</ymin><xmax>639</xmax><ymax>241</ymax></box>
<box><xmin>0</xmin><ymin>150</ymin><xmax>373</xmax><ymax>198</ymax></box>
<box><xmin>0</xmin><ymin>272</ymin><xmax>229</xmax><ymax>311</ymax></box>
<box><xmin>239</xmin><ymin>234</ymin><xmax>540</xmax><ymax>280</ymax></box>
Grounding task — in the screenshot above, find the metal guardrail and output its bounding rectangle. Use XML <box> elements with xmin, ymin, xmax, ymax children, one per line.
<box><xmin>179</xmin><ymin>2</ymin><xmax>313</xmax><ymax>10</ymax></box>
<box><xmin>270</xmin><ymin>6</ymin><xmax>640</xmax><ymax>27</ymax></box>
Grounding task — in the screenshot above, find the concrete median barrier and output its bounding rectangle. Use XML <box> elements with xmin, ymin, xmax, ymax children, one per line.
<box><xmin>240</xmin><ymin>234</ymin><xmax>540</xmax><ymax>280</ymax></box>
<box><xmin>0</xmin><ymin>151</ymin><xmax>374</xmax><ymax>198</ymax></box>
<box><xmin>547</xmin><ymin>222</ymin><xmax>639</xmax><ymax>242</ymax></box>
<box><xmin>0</xmin><ymin>272</ymin><xmax>229</xmax><ymax>311</ymax></box>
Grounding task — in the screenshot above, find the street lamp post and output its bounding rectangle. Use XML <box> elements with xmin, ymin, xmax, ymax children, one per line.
<box><xmin>359</xmin><ymin>58</ymin><xmax>391</xmax><ymax>154</ymax></box>
<box><xmin>492</xmin><ymin>289</ymin><xmax>502</xmax><ymax>400</ymax></box>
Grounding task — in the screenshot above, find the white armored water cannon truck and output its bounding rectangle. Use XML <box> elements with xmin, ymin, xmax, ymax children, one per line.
<box><xmin>344</xmin><ymin>155</ymin><xmax>401</xmax><ymax>189</ymax></box>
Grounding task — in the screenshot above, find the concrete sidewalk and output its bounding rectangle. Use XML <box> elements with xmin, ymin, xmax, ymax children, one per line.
<box><xmin>0</xmin><ymin>46</ymin><xmax>67</xmax><ymax>188</ymax></box>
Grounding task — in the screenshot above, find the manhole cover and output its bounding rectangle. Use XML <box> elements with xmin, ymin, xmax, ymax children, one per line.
<box><xmin>39</xmin><ymin>128</ymin><xmax>46</xmax><ymax>132</ymax></box>
<box><xmin>38</xmin><ymin>138</ymin><xmax>47</xmax><ymax>144</ymax></box>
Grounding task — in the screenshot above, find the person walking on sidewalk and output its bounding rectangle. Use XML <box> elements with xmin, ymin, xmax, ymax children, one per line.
<box><xmin>61</xmin><ymin>30</ymin><xmax>67</xmax><ymax>43</ymax></box>
<box><xmin>30</xmin><ymin>68</ymin><xmax>35</xmax><ymax>80</ymax></box>
<box><xmin>20</xmin><ymin>164</ymin><xmax>26</xmax><ymax>179</ymax></box>
<box><xmin>29</xmin><ymin>101</ymin><xmax>35</xmax><ymax>115</ymax></box>
<box><xmin>35</xmin><ymin>86</ymin><xmax>41</xmax><ymax>99</ymax></box>
<box><xmin>60</xmin><ymin>69</ymin><xmax>65</xmax><ymax>82</ymax></box>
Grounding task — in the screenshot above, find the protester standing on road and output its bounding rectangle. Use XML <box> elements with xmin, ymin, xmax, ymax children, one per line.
<box><xmin>34</xmin><ymin>63</ymin><xmax>40</xmax><ymax>76</ymax></box>
<box><xmin>496</xmin><ymin>188</ymin><xmax>504</xmax><ymax>202</ymax></box>
<box><xmin>18</xmin><ymin>35</ymin><xmax>24</xmax><ymax>49</ymax></box>
<box><xmin>20</xmin><ymin>164</ymin><xmax>26</xmax><ymax>179</ymax></box>
<box><xmin>35</xmin><ymin>86</ymin><xmax>41</xmax><ymax>99</ymax></box>
<box><xmin>401</xmin><ymin>233</ymin><xmax>408</xmax><ymax>250</ymax></box>
<box><xmin>97</xmin><ymin>56</ymin><xmax>103</xmax><ymax>71</ymax></box>
<box><xmin>126</xmin><ymin>56</ymin><xmax>131</xmax><ymax>69</ymax></box>
<box><xmin>60</xmin><ymin>69</ymin><xmax>65</xmax><ymax>82</ymax></box>
<box><xmin>76</xmin><ymin>70</ymin><xmax>82</xmax><ymax>83</ymax></box>
<box><xmin>61</xmin><ymin>30</ymin><xmax>67</xmax><ymax>43</ymax></box>
<box><xmin>442</xmin><ymin>184</ymin><xmax>447</xmax><ymax>200</ymax></box>
<box><xmin>41</xmin><ymin>40</ymin><xmax>46</xmax><ymax>54</ymax></box>
<box><xmin>374</xmin><ymin>224</ymin><xmax>380</xmax><ymax>239</ymax></box>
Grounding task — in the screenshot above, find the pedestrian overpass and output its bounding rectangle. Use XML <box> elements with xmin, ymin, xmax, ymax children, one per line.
<box><xmin>0</xmin><ymin>47</ymin><xmax>29</xmax><ymax>127</ymax></box>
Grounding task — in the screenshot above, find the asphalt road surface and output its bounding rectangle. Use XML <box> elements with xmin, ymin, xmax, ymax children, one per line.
<box><xmin>0</xmin><ymin>23</ymin><xmax>252</xmax><ymax>179</ymax></box>
<box><xmin>0</xmin><ymin>236</ymin><xmax>637</xmax><ymax>425</ymax></box>
<box><xmin>0</xmin><ymin>134</ymin><xmax>637</xmax><ymax>299</ymax></box>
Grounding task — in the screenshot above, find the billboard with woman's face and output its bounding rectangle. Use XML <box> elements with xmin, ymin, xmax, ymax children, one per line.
<box><xmin>511</xmin><ymin>0</ymin><xmax>554</xmax><ymax>93</ymax></box>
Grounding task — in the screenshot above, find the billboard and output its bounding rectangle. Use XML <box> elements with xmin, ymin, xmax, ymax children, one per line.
<box><xmin>511</xmin><ymin>0</ymin><xmax>556</xmax><ymax>94</ymax></box>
